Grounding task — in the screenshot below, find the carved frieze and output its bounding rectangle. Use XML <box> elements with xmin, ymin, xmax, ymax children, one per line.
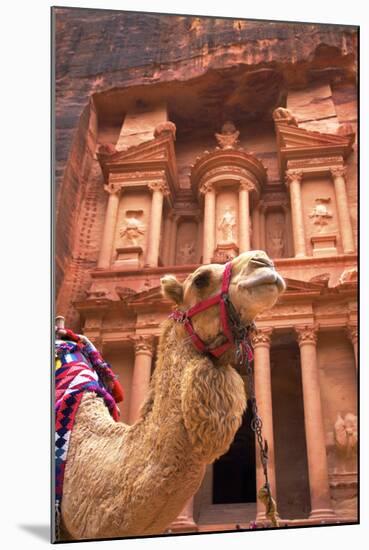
<box><xmin>199</xmin><ymin>166</ymin><xmax>258</xmax><ymax>191</ymax></box>
<box><xmin>258</xmin><ymin>304</ymin><xmax>312</xmax><ymax>321</ymax></box>
<box><xmin>287</xmin><ymin>157</ymin><xmax>344</xmax><ymax>172</ymax></box>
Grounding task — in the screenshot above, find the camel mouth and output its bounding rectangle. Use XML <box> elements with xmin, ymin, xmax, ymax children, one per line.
<box><xmin>237</xmin><ymin>266</ymin><xmax>286</xmax><ymax>293</ymax></box>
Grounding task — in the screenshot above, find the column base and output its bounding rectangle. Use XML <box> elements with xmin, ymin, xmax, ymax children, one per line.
<box><xmin>309</xmin><ymin>508</ymin><xmax>336</xmax><ymax>521</ymax></box>
<box><xmin>255</xmin><ymin>511</ymin><xmax>280</xmax><ymax>524</ymax></box>
<box><xmin>295</xmin><ymin>252</ymin><xmax>307</xmax><ymax>258</ymax></box>
<box><xmin>166</xmin><ymin>519</ymin><xmax>198</xmax><ymax>533</ymax></box>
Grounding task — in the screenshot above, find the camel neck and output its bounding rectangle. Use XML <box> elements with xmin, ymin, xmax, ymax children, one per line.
<box><xmin>139</xmin><ymin>320</ymin><xmax>246</xmax><ymax>465</ymax></box>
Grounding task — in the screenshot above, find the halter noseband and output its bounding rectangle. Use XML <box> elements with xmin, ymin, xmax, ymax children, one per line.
<box><xmin>169</xmin><ymin>261</ymin><xmax>254</xmax><ymax>362</ymax></box>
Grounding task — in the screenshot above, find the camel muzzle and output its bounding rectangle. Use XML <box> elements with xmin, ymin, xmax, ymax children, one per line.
<box><xmin>238</xmin><ymin>268</ymin><xmax>286</xmax><ymax>292</ymax></box>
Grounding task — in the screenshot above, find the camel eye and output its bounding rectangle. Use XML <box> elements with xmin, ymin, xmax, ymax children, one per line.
<box><xmin>193</xmin><ymin>270</ymin><xmax>211</xmax><ymax>289</ymax></box>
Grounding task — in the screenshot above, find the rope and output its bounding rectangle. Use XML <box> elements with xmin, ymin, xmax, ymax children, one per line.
<box><xmin>237</xmin><ymin>337</ymin><xmax>279</xmax><ymax>528</ymax></box>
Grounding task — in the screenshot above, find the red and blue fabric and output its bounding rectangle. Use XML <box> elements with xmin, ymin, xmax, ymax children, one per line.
<box><xmin>54</xmin><ymin>337</ymin><xmax>122</xmax><ymax>535</ymax></box>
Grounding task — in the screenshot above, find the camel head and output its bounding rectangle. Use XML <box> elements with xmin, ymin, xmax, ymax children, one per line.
<box><xmin>161</xmin><ymin>250</ymin><xmax>285</xmax><ymax>359</ymax></box>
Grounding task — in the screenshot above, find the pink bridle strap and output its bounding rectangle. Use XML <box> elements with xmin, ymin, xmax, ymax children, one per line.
<box><xmin>169</xmin><ymin>261</ymin><xmax>239</xmax><ymax>359</ymax></box>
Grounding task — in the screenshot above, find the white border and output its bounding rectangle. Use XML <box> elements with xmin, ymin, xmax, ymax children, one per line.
<box><xmin>1</xmin><ymin>1</ymin><xmax>366</xmax><ymax>548</ymax></box>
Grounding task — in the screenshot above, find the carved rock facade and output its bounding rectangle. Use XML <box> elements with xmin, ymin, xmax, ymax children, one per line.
<box><xmin>55</xmin><ymin>12</ymin><xmax>358</xmax><ymax>532</ymax></box>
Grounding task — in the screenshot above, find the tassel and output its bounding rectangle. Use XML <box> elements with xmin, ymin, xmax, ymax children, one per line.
<box><xmin>112</xmin><ymin>378</ymin><xmax>124</xmax><ymax>403</ymax></box>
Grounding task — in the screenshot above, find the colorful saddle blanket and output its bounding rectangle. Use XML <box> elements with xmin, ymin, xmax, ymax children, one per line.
<box><xmin>55</xmin><ymin>337</ymin><xmax>121</xmax><ymax>534</ymax></box>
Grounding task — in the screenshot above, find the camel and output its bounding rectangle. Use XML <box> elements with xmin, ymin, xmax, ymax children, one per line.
<box><xmin>59</xmin><ymin>250</ymin><xmax>285</xmax><ymax>540</ymax></box>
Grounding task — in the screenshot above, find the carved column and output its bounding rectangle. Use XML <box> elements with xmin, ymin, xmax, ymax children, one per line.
<box><xmin>168</xmin><ymin>213</ymin><xmax>178</xmax><ymax>266</ymax></box>
<box><xmin>239</xmin><ymin>181</ymin><xmax>252</xmax><ymax>253</ymax></box>
<box><xmin>251</xmin><ymin>328</ymin><xmax>278</xmax><ymax>521</ymax></box>
<box><xmin>330</xmin><ymin>167</ymin><xmax>355</xmax><ymax>254</ymax></box>
<box><xmin>296</xmin><ymin>325</ymin><xmax>335</xmax><ymax>520</ymax></box>
<box><xmin>281</xmin><ymin>203</ymin><xmax>293</xmax><ymax>258</ymax></box>
<box><xmin>162</xmin><ymin>214</ymin><xmax>172</xmax><ymax>265</ymax></box>
<box><xmin>346</xmin><ymin>324</ymin><xmax>358</xmax><ymax>370</ymax></box>
<box><xmin>201</xmin><ymin>183</ymin><xmax>216</xmax><ymax>264</ymax></box>
<box><xmin>251</xmin><ymin>202</ymin><xmax>261</xmax><ymax>250</ymax></box>
<box><xmin>168</xmin><ymin>497</ymin><xmax>198</xmax><ymax>533</ymax></box>
<box><xmin>259</xmin><ymin>202</ymin><xmax>266</xmax><ymax>251</ymax></box>
<box><xmin>129</xmin><ymin>335</ymin><xmax>155</xmax><ymax>424</ymax></box>
<box><xmin>146</xmin><ymin>181</ymin><xmax>169</xmax><ymax>267</ymax></box>
<box><xmin>197</xmin><ymin>216</ymin><xmax>203</xmax><ymax>263</ymax></box>
<box><xmin>97</xmin><ymin>186</ymin><xmax>121</xmax><ymax>269</ymax></box>
<box><xmin>285</xmin><ymin>170</ymin><xmax>307</xmax><ymax>258</ymax></box>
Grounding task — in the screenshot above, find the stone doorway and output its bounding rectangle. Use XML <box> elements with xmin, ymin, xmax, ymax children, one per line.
<box><xmin>195</xmin><ymin>386</ymin><xmax>257</xmax><ymax>527</ymax></box>
<box><xmin>213</xmin><ymin>402</ymin><xmax>256</xmax><ymax>504</ymax></box>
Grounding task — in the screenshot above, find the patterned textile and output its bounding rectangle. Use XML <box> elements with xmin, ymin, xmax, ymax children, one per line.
<box><xmin>54</xmin><ymin>337</ymin><xmax>120</xmax><ymax>537</ymax></box>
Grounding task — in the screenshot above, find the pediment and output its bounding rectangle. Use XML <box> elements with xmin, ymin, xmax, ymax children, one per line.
<box><xmin>97</xmin><ymin>133</ymin><xmax>177</xmax><ymax>185</ymax></box>
<box><xmin>283</xmin><ymin>277</ymin><xmax>325</xmax><ymax>293</ymax></box>
<box><xmin>277</xmin><ymin>125</ymin><xmax>353</xmax><ymax>151</ymax></box>
<box><xmin>275</xmin><ymin>124</ymin><xmax>354</xmax><ymax>175</ymax></box>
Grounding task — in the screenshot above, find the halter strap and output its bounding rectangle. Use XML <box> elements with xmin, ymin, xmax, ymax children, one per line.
<box><xmin>169</xmin><ymin>261</ymin><xmax>251</xmax><ymax>359</ymax></box>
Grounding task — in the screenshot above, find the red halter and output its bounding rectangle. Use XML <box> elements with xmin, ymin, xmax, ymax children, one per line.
<box><xmin>169</xmin><ymin>261</ymin><xmax>254</xmax><ymax>361</ymax></box>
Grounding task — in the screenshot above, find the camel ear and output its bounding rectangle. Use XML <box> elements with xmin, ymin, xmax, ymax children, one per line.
<box><xmin>160</xmin><ymin>275</ymin><xmax>184</xmax><ymax>304</ymax></box>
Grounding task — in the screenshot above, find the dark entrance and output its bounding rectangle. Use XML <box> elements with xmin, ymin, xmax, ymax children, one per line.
<box><xmin>213</xmin><ymin>400</ymin><xmax>256</xmax><ymax>504</ymax></box>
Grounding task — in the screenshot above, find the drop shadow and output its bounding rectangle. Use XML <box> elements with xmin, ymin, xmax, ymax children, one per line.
<box><xmin>18</xmin><ymin>524</ymin><xmax>50</xmax><ymax>542</ymax></box>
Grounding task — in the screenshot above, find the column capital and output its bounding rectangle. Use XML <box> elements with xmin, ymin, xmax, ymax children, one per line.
<box><xmin>346</xmin><ymin>323</ymin><xmax>358</xmax><ymax>345</ymax></box>
<box><xmin>104</xmin><ymin>182</ymin><xmax>121</xmax><ymax>195</ymax></box>
<box><xmin>330</xmin><ymin>166</ymin><xmax>346</xmax><ymax>179</ymax></box>
<box><xmin>199</xmin><ymin>181</ymin><xmax>215</xmax><ymax>195</ymax></box>
<box><xmin>251</xmin><ymin>327</ymin><xmax>273</xmax><ymax>347</ymax></box>
<box><xmin>148</xmin><ymin>180</ymin><xmax>170</xmax><ymax>195</ymax></box>
<box><xmin>168</xmin><ymin>211</ymin><xmax>179</xmax><ymax>223</ymax></box>
<box><xmin>295</xmin><ymin>325</ymin><xmax>318</xmax><ymax>346</ymax></box>
<box><xmin>285</xmin><ymin>169</ymin><xmax>304</xmax><ymax>186</ymax></box>
<box><xmin>239</xmin><ymin>179</ymin><xmax>255</xmax><ymax>192</ymax></box>
<box><xmin>130</xmin><ymin>334</ymin><xmax>155</xmax><ymax>355</ymax></box>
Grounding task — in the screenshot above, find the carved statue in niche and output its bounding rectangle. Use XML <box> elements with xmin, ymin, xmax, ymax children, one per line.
<box><xmin>177</xmin><ymin>242</ymin><xmax>196</xmax><ymax>265</ymax></box>
<box><xmin>268</xmin><ymin>227</ymin><xmax>285</xmax><ymax>258</ymax></box>
<box><xmin>309</xmin><ymin>198</ymin><xmax>333</xmax><ymax>230</ymax></box>
<box><xmin>218</xmin><ymin>206</ymin><xmax>236</xmax><ymax>243</ymax></box>
<box><xmin>333</xmin><ymin>412</ymin><xmax>358</xmax><ymax>473</ymax></box>
<box><xmin>215</xmin><ymin>121</ymin><xmax>240</xmax><ymax>150</ymax></box>
<box><xmin>266</xmin><ymin>212</ymin><xmax>285</xmax><ymax>258</ymax></box>
<box><xmin>119</xmin><ymin>210</ymin><xmax>145</xmax><ymax>246</ymax></box>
